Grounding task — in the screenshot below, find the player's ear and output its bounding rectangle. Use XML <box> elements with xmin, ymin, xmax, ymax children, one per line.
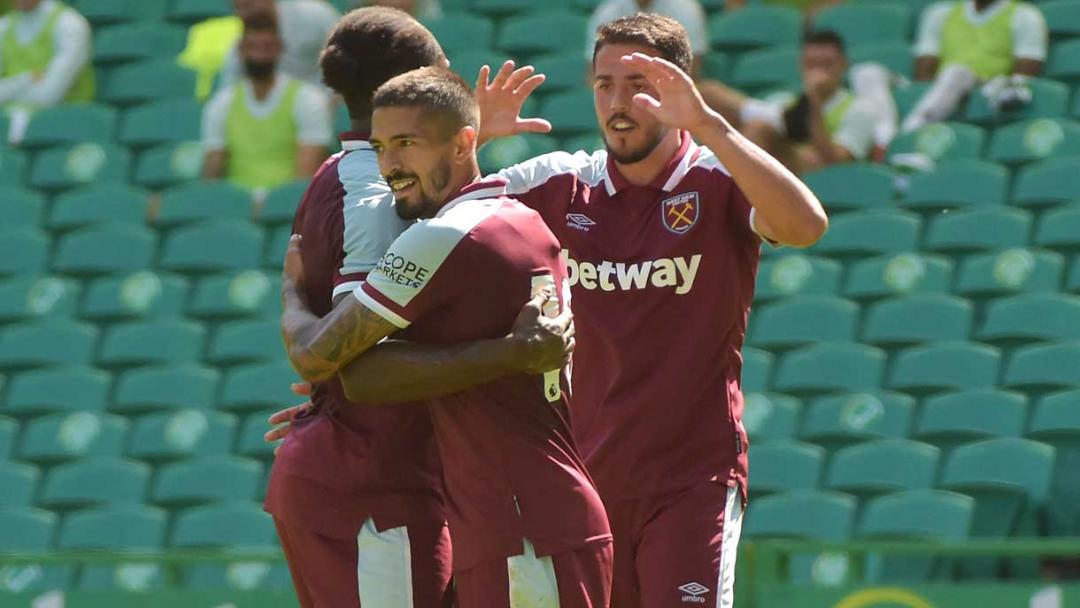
<box><xmin>454</xmin><ymin>126</ymin><xmax>478</xmax><ymax>160</ymax></box>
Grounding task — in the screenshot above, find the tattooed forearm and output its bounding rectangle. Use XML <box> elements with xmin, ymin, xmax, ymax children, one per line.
<box><xmin>281</xmin><ymin>279</ymin><xmax>398</xmax><ymax>383</ymax></box>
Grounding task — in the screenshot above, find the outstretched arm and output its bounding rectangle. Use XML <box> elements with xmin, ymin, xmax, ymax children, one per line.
<box><xmin>622</xmin><ymin>53</ymin><xmax>828</xmax><ymax>248</ymax></box>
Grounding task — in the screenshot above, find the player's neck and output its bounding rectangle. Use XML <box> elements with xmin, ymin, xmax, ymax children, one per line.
<box><xmin>973</xmin><ymin>0</ymin><xmax>995</xmax><ymax>11</ymax></box>
<box><xmin>431</xmin><ymin>163</ymin><xmax>482</xmax><ymax>215</ymax></box>
<box><xmin>613</xmin><ymin>131</ymin><xmax>682</xmax><ymax>187</ymax></box>
<box><xmin>251</xmin><ymin>74</ymin><xmax>276</xmax><ymax>101</ymax></box>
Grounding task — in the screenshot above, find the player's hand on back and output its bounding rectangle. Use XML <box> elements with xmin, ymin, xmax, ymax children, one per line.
<box><xmin>475</xmin><ymin>60</ymin><xmax>552</xmax><ymax>146</ymax></box>
<box><xmin>508</xmin><ymin>289</ymin><xmax>575</xmax><ymax>375</ymax></box>
<box><xmin>621</xmin><ymin>52</ymin><xmax>719</xmax><ymax>133</ymax></box>
<box><xmin>283</xmin><ymin>234</ymin><xmax>306</xmax><ymax>291</ymax></box>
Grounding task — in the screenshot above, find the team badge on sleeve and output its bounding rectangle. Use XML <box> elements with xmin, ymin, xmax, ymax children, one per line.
<box><xmin>661</xmin><ymin>192</ymin><xmax>700</xmax><ymax>235</ymax></box>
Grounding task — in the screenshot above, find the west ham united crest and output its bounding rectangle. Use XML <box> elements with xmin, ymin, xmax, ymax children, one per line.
<box><xmin>661</xmin><ymin>191</ymin><xmax>700</xmax><ymax>234</ymax></box>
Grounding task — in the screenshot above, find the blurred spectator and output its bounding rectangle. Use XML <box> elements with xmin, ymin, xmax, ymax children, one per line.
<box><xmin>182</xmin><ymin>0</ymin><xmax>339</xmax><ymax>100</ymax></box>
<box><xmin>725</xmin><ymin>0</ymin><xmax>843</xmax><ymax>18</ymax></box>
<box><xmin>0</xmin><ymin>0</ymin><xmax>93</xmax><ymax>140</ymax></box>
<box><xmin>709</xmin><ymin>31</ymin><xmax>883</xmax><ymax>173</ymax></box>
<box><xmin>366</xmin><ymin>0</ymin><xmax>442</xmax><ymax>20</ymax></box>
<box><xmin>901</xmin><ymin>0</ymin><xmax>1047</xmax><ymax>133</ymax></box>
<box><xmin>202</xmin><ymin>10</ymin><xmax>331</xmax><ymax>192</ymax></box>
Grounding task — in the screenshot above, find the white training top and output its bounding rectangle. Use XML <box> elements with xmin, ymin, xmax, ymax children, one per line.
<box><xmin>201</xmin><ymin>73</ymin><xmax>333</xmax><ymax>150</ymax></box>
<box><xmin>915</xmin><ymin>0</ymin><xmax>1048</xmax><ymax>62</ymax></box>
<box><xmin>0</xmin><ymin>0</ymin><xmax>91</xmax><ymax>107</ymax></box>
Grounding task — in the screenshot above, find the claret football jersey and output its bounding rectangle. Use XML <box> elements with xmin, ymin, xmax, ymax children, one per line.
<box><xmin>496</xmin><ymin>131</ymin><xmax>762</xmax><ymax>504</ymax></box>
<box><xmin>355</xmin><ymin>177</ymin><xmax>611</xmax><ymax>572</ymax></box>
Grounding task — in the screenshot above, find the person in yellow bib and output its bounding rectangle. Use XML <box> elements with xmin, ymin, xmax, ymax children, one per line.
<box><xmin>901</xmin><ymin>0</ymin><xmax>1047</xmax><ymax>133</ymax></box>
<box><xmin>201</xmin><ymin>10</ymin><xmax>331</xmax><ymax>193</ymax></box>
<box><xmin>707</xmin><ymin>31</ymin><xmax>880</xmax><ymax>174</ymax></box>
<box><xmin>0</xmin><ymin>0</ymin><xmax>93</xmax><ymax>138</ymax></box>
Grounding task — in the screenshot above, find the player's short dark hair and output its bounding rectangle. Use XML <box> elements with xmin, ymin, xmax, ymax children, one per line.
<box><xmin>373</xmin><ymin>67</ymin><xmax>479</xmax><ymax>138</ymax></box>
<box><xmin>804</xmin><ymin>29</ymin><xmax>846</xmax><ymax>55</ymax></box>
<box><xmin>320</xmin><ymin>7</ymin><xmax>445</xmax><ymax>119</ymax></box>
<box><xmin>592</xmin><ymin>13</ymin><xmax>693</xmax><ymax>75</ymax></box>
<box><xmin>241</xmin><ymin>8</ymin><xmax>278</xmax><ymax>37</ymax></box>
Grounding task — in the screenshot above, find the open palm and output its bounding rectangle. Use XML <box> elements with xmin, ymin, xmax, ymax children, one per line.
<box><xmin>475</xmin><ymin>60</ymin><xmax>552</xmax><ymax>145</ymax></box>
<box><xmin>622</xmin><ymin>53</ymin><xmax>712</xmax><ymax>132</ymax></box>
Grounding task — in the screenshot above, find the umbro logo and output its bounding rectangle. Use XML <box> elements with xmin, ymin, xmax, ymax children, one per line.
<box><xmin>566</xmin><ymin>213</ymin><xmax>596</xmax><ymax>232</ymax></box>
<box><xmin>678</xmin><ymin>582</ymin><xmax>709</xmax><ymax>603</ymax></box>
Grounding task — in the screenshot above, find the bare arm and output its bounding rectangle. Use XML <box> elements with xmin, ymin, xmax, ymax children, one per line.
<box><xmin>914</xmin><ymin>56</ymin><xmax>939</xmax><ymax>81</ymax></box>
<box><xmin>1013</xmin><ymin>59</ymin><xmax>1043</xmax><ymax>77</ymax></box>
<box><xmin>202</xmin><ymin>149</ymin><xmax>227</xmax><ymax>179</ymax></box>
<box><xmin>295</xmin><ymin>144</ymin><xmax>328</xmax><ymax>178</ymax></box>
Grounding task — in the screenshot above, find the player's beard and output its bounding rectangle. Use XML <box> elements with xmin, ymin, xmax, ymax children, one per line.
<box><xmin>604</xmin><ymin>121</ymin><xmax>667</xmax><ymax>165</ymax></box>
<box><xmin>392</xmin><ymin>159</ymin><xmax>453</xmax><ymax>220</ymax></box>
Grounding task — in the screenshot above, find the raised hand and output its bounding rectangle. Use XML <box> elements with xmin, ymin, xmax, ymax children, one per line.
<box><xmin>475</xmin><ymin>60</ymin><xmax>552</xmax><ymax>146</ymax></box>
<box><xmin>265</xmin><ymin>400</ymin><xmax>313</xmax><ymax>455</ymax></box>
<box><xmin>283</xmin><ymin>234</ymin><xmax>305</xmax><ymax>290</ymax></box>
<box><xmin>621</xmin><ymin>52</ymin><xmax>715</xmax><ymax>133</ymax></box>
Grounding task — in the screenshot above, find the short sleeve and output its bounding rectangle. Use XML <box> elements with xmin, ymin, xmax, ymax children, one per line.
<box><xmin>832</xmin><ymin>98</ymin><xmax>877</xmax><ymax>160</ymax></box>
<box><xmin>1011</xmin><ymin>4</ymin><xmax>1048</xmax><ymax>62</ymax></box>
<box><xmin>494</xmin><ymin>150</ymin><xmax>599</xmax><ymax>215</ymax></box>
<box><xmin>201</xmin><ymin>88</ymin><xmax>233</xmax><ymax>150</ymax></box>
<box><xmin>354</xmin><ymin>221</ymin><xmax>473</xmax><ymax>328</ymax></box>
<box><xmin>914</xmin><ymin>2</ymin><xmax>951</xmax><ymax>57</ymax></box>
<box><xmin>293</xmin><ymin>83</ymin><xmax>333</xmax><ymax>145</ymax></box>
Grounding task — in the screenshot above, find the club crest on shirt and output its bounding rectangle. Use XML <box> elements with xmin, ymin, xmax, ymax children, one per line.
<box><xmin>661</xmin><ymin>192</ymin><xmax>700</xmax><ymax>235</ymax></box>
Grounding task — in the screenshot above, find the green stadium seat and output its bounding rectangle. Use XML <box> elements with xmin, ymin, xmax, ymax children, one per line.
<box><xmin>113</xmin><ymin>365</ymin><xmax>220</xmax><ymax>413</ymax></box>
<box><xmin>809</xmin><ymin>211</ymin><xmax>920</xmax><ymax>257</ymax></box>
<box><xmin>801</xmin><ymin>391</ymin><xmax>915</xmax><ymax>453</ymax></box>
<box><xmin>167</xmin><ymin>0</ymin><xmax>231</xmax><ymax>22</ymax></box>
<box><xmin>49</xmin><ymin>184</ymin><xmax>149</xmax><ymax>229</ymax></box>
<box><xmin>858</xmin><ymin>490</ymin><xmax>974</xmax><ymax>582</ymax></box>
<box><xmin>775</xmin><ymin>344</ymin><xmax>887</xmax><ymax>394</ymax></box>
<box><xmin>81</xmin><ymin>271</ymin><xmax>189</xmax><ymax>321</ymax></box>
<box><xmin>707</xmin><ymin>5</ymin><xmax>802</xmax><ymax>51</ymax></box>
<box><xmin>889</xmin><ymin>342</ymin><xmax>1000</xmax><ymax>392</ymax></box>
<box><xmin>812</xmin><ymin>3</ymin><xmax>911</xmax><ymax>46</ymax></box>
<box><xmin>1028</xmin><ymin>390</ymin><xmax>1080</xmax><ymax>535</ymax></box>
<box><xmin>188</xmin><ymin>271</ymin><xmax>281</xmax><ymax>320</ymax></box>
<box><xmin>40</xmin><ymin>458</ymin><xmax>150</xmax><ymax>509</ymax></box>
<box><xmin>263</xmin><ymin>225</ymin><xmax>290</xmax><ymax>269</ymax></box>
<box><xmin>119</xmin><ymin>98</ymin><xmax>201</xmax><ymax>147</ymax></box>
<box><xmin>0</xmin><ymin>147</ymin><xmax>28</xmax><ymax>186</ymax></box>
<box><xmin>965</xmin><ymin>78</ymin><xmax>1070</xmax><ymax>124</ymax></box>
<box><xmin>424</xmin><ymin>13</ymin><xmax>495</xmax><ymax>54</ymax></box>
<box><xmin>0</xmin><ymin>417</ymin><xmax>16</xmax><ymax>459</ymax></box>
<box><xmin>731</xmin><ymin>46</ymin><xmax>800</xmax><ymax>91</ymax></box>
<box><xmin>469</xmin><ymin>0</ymin><xmax>571</xmax><ymax>16</ymax></box>
<box><xmin>133</xmin><ymin>141</ymin><xmax>204</xmax><ymax>188</ymax></box>
<box><xmin>59</xmin><ymin>504</ymin><xmax>166</xmax><ymax>550</ymax></box>
<box><xmin>955</xmin><ymin>248</ymin><xmax>1064</xmax><ymax>296</ymax></box>
<box><xmin>21</xmin><ymin>104</ymin><xmax>117</xmax><ymax>148</ymax></box>
<box><xmin>0</xmin><ymin>462</ymin><xmax>39</xmax><ymax>507</ymax></box>
<box><xmin>742</xmin><ymin>392</ymin><xmax>802</xmax><ymax>444</ymax></box>
<box><xmin>2</xmin><ymin>187</ymin><xmax>45</xmax><ymax>227</ymax></box>
<box><xmin>1003</xmin><ymin>342</ymin><xmax>1080</xmax><ymax>390</ymax></box>
<box><xmin>0</xmin><ymin>321</ymin><xmax>98</xmax><ymax>369</ymax></box>
<box><xmin>0</xmin><ymin>227</ymin><xmax>48</xmax><ymax>276</ymax></box>
<box><xmin>53</xmin><ymin>223</ymin><xmax>156</xmax><ymax>276</ymax></box>
<box><xmin>979</xmin><ymin>294</ymin><xmax>1080</xmax><ymax>343</ymax></box>
<box><xmin>749</xmin><ymin>440</ymin><xmax>824</xmax><ymax>498</ymax></box>
<box><xmin>988</xmin><ymin>118</ymin><xmax>1080</xmax><ymax>165</ymax></box>
<box><xmin>540</xmin><ymin>89</ymin><xmax>596</xmax><ymax>135</ymax></box>
<box><xmin>923</xmin><ymin>208</ymin><xmax>1032</xmax><ymax>253</ymax></box>
<box><xmin>93</xmin><ymin>22</ymin><xmax>187</xmax><ymax>65</ymax></box>
<box><xmin>1043</xmin><ymin>0</ymin><xmax>1080</xmax><ymax>39</ymax></box>
<box><xmin>0</xmin><ymin>276</ymin><xmax>80</xmax><ymax>322</ymax></box>
<box><xmin>1012</xmin><ymin>156</ymin><xmax>1080</xmax><ymax>208</ymax></box>
<box><xmin>825</xmin><ymin>439</ymin><xmax>938</xmax><ymax>499</ymax></box>
<box><xmin>848</xmin><ymin>42</ymin><xmax>914</xmax><ymax>78</ymax></box>
<box><xmin>1036</xmin><ymin>204</ymin><xmax>1080</xmax><ymax>249</ymax></box>
<box><xmin>208</xmin><ymin>320</ymin><xmax>282</xmax><ymax>365</ymax></box>
<box><xmin>1047</xmin><ymin>39</ymin><xmax>1080</xmax><ymax>84</ymax></box>
<box><xmin>72</xmin><ymin>0</ymin><xmax>169</xmax><ymax>25</ymax></box>
<box><xmin>844</xmin><ymin>253</ymin><xmax>952</xmax><ymax>300</ymax></box>
<box><xmin>18</xmin><ymin>412</ymin><xmax>128</xmax><ymax>463</ymax></box>
<box><xmin>447</xmin><ymin>48</ymin><xmax>509</xmax><ymax>85</ymax></box>
<box><xmin>5</xmin><ymin>367</ymin><xmax>110</xmax><ymax>416</ymax></box>
<box><xmin>29</xmin><ymin>142</ymin><xmax>131</xmax><ymax>190</ymax></box>
<box><xmin>160</xmin><ymin>221</ymin><xmax>265</xmax><ymax>274</ymax></box>
<box><xmin>219</xmin><ymin>361</ymin><xmax>300</xmax><ymax>412</ymax></box>
<box><xmin>259</xmin><ymin>180</ymin><xmax>308</xmax><ymax>226</ymax></box>
<box><xmin>701</xmin><ymin>53</ymin><xmax>730</xmax><ymax>82</ymax></box>
<box><xmin>156</xmin><ymin>181</ymin><xmax>253</xmax><ymax>227</ymax></box>
<box><xmin>914</xmin><ymin>389</ymin><xmax>1028</xmax><ymax>454</ymax></box>
<box><xmin>101</xmin><ymin>59</ymin><xmax>197</xmax><ymax>105</ymax></box>
<box><xmin>755</xmin><ymin>255</ymin><xmax>842</xmax><ymax>302</ymax></box>
<box><xmin>183</xmin><ymin>561</ymin><xmax>292</xmax><ymax>592</ymax></box>
<box><xmin>0</xmin><ymin>506</ymin><xmax>72</xmax><ymax>592</ymax></box>
<box><xmin>743</xmin><ymin>490</ymin><xmax>858</xmax><ymax>584</ymax></box>
<box><xmin>800</xmin><ymin>163</ymin><xmax>896</xmax><ymax>211</ymax></box>
<box><xmin>479</xmin><ymin>134</ymin><xmax>560</xmax><ymax>175</ymax></box>
<box><xmin>497</xmin><ymin>12</ymin><xmax>587</xmax><ymax>55</ymax></box>
<box><xmin>531</xmin><ymin>52</ymin><xmax>588</xmax><ymax>93</ymax></box>
<box><xmin>77</xmin><ymin>563</ymin><xmax>166</xmax><ymax>592</ymax></box>
<box><xmin>741</xmin><ymin>347</ymin><xmax>773</xmax><ymax>393</ymax></box>
<box><xmin>170</xmin><ymin>502</ymin><xmax>276</xmax><ymax>548</ymax></box>
<box><xmin>98</xmin><ymin>319</ymin><xmax>206</xmax><ymax>367</ymax></box>
<box><xmin>886</xmin><ymin>122</ymin><xmax>986</xmax><ymax>162</ymax></box>
<box><xmin>861</xmin><ymin>294</ymin><xmax>972</xmax><ymax>345</ymax></box>
<box><xmin>902</xmin><ymin>160</ymin><xmax>1008</xmax><ymax>209</ymax></box>
<box><xmin>153</xmin><ymin>455</ymin><xmax>262</xmax><ymax>505</ymax></box>
<box><xmin>128</xmin><ymin>410</ymin><xmax>237</xmax><ymax>461</ymax></box>
<box><xmin>750</xmin><ymin>296</ymin><xmax>859</xmax><ymax>349</ymax></box>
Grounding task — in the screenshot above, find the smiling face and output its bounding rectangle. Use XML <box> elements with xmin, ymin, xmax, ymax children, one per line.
<box><xmin>592</xmin><ymin>42</ymin><xmax>671</xmax><ymax>165</ymax></box>
<box><xmin>371</xmin><ymin>106</ymin><xmax>459</xmax><ymax>220</ymax></box>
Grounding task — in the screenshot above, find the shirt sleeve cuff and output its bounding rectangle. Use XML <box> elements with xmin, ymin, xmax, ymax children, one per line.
<box><xmin>749</xmin><ymin>207</ymin><xmax>781</xmax><ymax>248</ymax></box>
<box><xmin>354</xmin><ymin>284</ymin><xmax>411</xmax><ymax>329</ymax></box>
